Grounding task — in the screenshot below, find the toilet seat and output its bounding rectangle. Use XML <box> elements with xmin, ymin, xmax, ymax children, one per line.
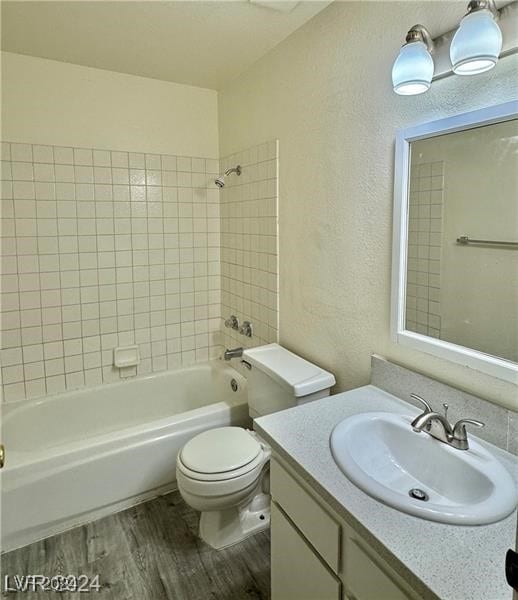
<box><xmin>177</xmin><ymin>427</ymin><xmax>267</xmax><ymax>482</ymax></box>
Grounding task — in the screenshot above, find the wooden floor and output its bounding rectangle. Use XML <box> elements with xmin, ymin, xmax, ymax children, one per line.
<box><xmin>1</xmin><ymin>491</ymin><xmax>271</xmax><ymax>600</ymax></box>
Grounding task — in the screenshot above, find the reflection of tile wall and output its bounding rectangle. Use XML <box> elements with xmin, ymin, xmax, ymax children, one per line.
<box><xmin>406</xmin><ymin>161</ymin><xmax>444</xmax><ymax>338</ymax></box>
<box><xmin>1</xmin><ymin>142</ymin><xmax>221</xmax><ymax>402</ymax></box>
<box><xmin>220</xmin><ymin>141</ymin><xmax>279</xmax><ymax>350</ymax></box>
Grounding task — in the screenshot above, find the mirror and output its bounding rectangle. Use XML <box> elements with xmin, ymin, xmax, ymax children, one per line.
<box><xmin>392</xmin><ymin>101</ymin><xmax>518</xmax><ymax>384</ymax></box>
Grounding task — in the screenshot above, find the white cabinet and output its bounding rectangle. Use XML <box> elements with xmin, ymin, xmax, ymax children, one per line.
<box><xmin>271</xmin><ymin>503</ymin><xmax>341</xmax><ymax>600</ymax></box>
<box><xmin>270</xmin><ymin>457</ymin><xmax>420</xmax><ymax>600</ymax></box>
<box><xmin>343</xmin><ymin>534</ymin><xmax>416</xmax><ymax>600</ymax></box>
<box><xmin>270</xmin><ymin>458</ymin><xmax>341</xmax><ymax>572</ymax></box>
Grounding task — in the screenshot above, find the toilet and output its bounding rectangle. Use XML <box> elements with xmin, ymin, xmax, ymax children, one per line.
<box><xmin>176</xmin><ymin>343</ymin><xmax>335</xmax><ymax>549</ymax></box>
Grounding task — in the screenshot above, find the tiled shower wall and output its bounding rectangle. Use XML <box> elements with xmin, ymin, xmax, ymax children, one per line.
<box><xmin>220</xmin><ymin>141</ymin><xmax>279</xmax><ymax>349</ymax></box>
<box><xmin>406</xmin><ymin>161</ymin><xmax>444</xmax><ymax>338</ymax></box>
<box><xmin>0</xmin><ymin>142</ymin><xmax>222</xmax><ymax>401</ymax></box>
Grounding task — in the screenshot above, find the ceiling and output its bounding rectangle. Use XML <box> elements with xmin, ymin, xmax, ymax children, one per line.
<box><xmin>1</xmin><ymin>1</ymin><xmax>332</xmax><ymax>90</ymax></box>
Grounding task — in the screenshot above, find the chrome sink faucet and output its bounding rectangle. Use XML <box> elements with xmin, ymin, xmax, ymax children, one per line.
<box><xmin>410</xmin><ymin>394</ymin><xmax>485</xmax><ymax>450</ymax></box>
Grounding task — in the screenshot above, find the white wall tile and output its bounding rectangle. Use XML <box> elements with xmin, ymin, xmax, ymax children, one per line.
<box><xmin>54</xmin><ymin>147</ymin><xmax>74</xmax><ymax>165</ymax></box>
<box><xmin>73</xmin><ymin>148</ymin><xmax>93</xmax><ymax>166</ymax></box>
<box><xmin>25</xmin><ymin>378</ymin><xmax>46</xmax><ymax>399</ymax></box>
<box><xmin>2</xmin><ymin>140</ymin><xmax>221</xmax><ymax>401</ymax></box>
<box><xmin>93</xmin><ymin>150</ymin><xmax>111</xmax><ymax>167</ymax></box>
<box><xmin>161</xmin><ymin>155</ymin><xmax>177</xmax><ymax>171</ymax></box>
<box><xmin>406</xmin><ymin>162</ymin><xmax>444</xmax><ymax>338</ymax></box>
<box><xmin>12</xmin><ymin>162</ymin><xmax>34</xmax><ymax>181</ymax></box>
<box><xmin>220</xmin><ymin>140</ymin><xmax>279</xmax><ymax>350</ymax></box>
<box><xmin>2</xmin><ymin>142</ymin><xmax>12</xmax><ymax>161</ymax></box>
<box><xmin>11</xmin><ymin>143</ymin><xmax>33</xmax><ymax>162</ymax></box>
<box><xmin>3</xmin><ymin>382</ymin><xmax>26</xmax><ymax>401</ymax></box>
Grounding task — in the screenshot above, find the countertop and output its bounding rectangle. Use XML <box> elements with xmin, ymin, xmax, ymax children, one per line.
<box><xmin>254</xmin><ymin>385</ymin><xmax>518</xmax><ymax>600</ymax></box>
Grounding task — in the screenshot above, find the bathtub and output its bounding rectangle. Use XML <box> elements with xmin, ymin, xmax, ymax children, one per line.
<box><xmin>1</xmin><ymin>361</ymin><xmax>249</xmax><ymax>552</ymax></box>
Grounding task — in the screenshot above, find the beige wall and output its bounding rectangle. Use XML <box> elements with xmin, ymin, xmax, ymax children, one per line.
<box><xmin>218</xmin><ymin>1</ymin><xmax>518</xmax><ymax>410</ymax></box>
<box><xmin>1</xmin><ymin>52</ymin><xmax>219</xmax><ymax>158</ymax></box>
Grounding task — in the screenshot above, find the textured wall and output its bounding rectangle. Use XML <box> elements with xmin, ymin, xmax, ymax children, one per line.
<box><xmin>1</xmin><ymin>52</ymin><xmax>219</xmax><ymax>157</ymax></box>
<box><xmin>218</xmin><ymin>1</ymin><xmax>518</xmax><ymax>409</ymax></box>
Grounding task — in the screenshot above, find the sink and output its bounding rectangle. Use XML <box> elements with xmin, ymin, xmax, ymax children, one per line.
<box><xmin>330</xmin><ymin>412</ymin><xmax>518</xmax><ymax>525</ymax></box>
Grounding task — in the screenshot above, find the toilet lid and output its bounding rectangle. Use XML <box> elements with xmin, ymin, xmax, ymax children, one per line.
<box><xmin>180</xmin><ymin>427</ymin><xmax>262</xmax><ymax>475</ymax></box>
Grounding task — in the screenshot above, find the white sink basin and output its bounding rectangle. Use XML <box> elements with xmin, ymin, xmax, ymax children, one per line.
<box><xmin>330</xmin><ymin>412</ymin><xmax>518</xmax><ymax>525</ymax></box>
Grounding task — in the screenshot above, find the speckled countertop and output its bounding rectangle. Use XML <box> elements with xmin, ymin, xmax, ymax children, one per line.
<box><xmin>254</xmin><ymin>385</ymin><xmax>518</xmax><ymax>600</ymax></box>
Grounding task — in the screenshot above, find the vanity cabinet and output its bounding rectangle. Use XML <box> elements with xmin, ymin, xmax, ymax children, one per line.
<box><xmin>271</xmin><ymin>503</ymin><xmax>341</xmax><ymax>600</ymax></box>
<box><xmin>270</xmin><ymin>457</ymin><xmax>420</xmax><ymax>600</ymax></box>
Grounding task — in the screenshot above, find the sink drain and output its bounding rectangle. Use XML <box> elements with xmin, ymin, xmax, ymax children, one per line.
<box><xmin>408</xmin><ymin>488</ymin><xmax>429</xmax><ymax>501</ymax></box>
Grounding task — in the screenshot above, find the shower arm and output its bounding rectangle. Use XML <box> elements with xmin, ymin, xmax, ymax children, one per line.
<box><xmin>225</xmin><ymin>166</ymin><xmax>241</xmax><ymax>176</ymax></box>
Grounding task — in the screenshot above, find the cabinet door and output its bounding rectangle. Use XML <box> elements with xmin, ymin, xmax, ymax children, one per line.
<box><xmin>271</xmin><ymin>502</ymin><xmax>341</xmax><ymax>600</ymax></box>
<box><xmin>271</xmin><ymin>459</ymin><xmax>341</xmax><ymax>572</ymax></box>
<box><xmin>344</xmin><ymin>537</ymin><xmax>415</xmax><ymax>600</ymax></box>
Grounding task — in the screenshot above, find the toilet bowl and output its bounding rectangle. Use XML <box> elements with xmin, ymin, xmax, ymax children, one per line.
<box><xmin>176</xmin><ymin>343</ymin><xmax>335</xmax><ymax>549</ymax></box>
<box><xmin>176</xmin><ymin>426</ymin><xmax>271</xmax><ymax>549</ymax></box>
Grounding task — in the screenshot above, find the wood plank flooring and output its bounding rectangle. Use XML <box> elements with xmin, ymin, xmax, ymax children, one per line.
<box><xmin>1</xmin><ymin>491</ymin><xmax>271</xmax><ymax>599</ymax></box>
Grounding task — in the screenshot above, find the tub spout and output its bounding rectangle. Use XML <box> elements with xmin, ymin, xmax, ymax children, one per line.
<box><xmin>224</xmin><ymin>347</ymin><xmax>243</xmax><ymax>361</ymax></box>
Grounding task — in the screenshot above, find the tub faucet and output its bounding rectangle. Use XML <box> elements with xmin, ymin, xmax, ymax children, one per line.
<box><xmin>224</xmin><ymin>347</ymin><xmax>243</xmax><ymax>361</ymax></box>
<box><xmin>410</xmin><ymin>393</ymin><xmax>484</xmax><ymax>450</ymax></box>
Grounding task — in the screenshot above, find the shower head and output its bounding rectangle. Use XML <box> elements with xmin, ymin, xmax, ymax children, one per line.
<box><xmin>214</xmin><ymin>165</ymin><xmax>241</xmax><ymax>188</ymax></box>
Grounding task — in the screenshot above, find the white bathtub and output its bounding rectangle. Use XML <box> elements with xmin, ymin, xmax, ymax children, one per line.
<box><xmin>1</xmin><ymin>361</ymin><xmax>249</xmax><ymax>552</ymax></box>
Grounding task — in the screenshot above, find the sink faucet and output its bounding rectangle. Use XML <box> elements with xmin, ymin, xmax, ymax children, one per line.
<box><xmin>224</xmin><ymin>347</ymin><xmax>243</xmax><ymax>361</ymax></box>
<box><xmin>410</xmin><ymin>394</ymin><xmax>484</xmax><ymax>450</ymax></box>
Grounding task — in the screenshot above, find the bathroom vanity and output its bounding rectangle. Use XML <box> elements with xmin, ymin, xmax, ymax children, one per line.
<box><xmin>269</xmin><ymin>457</ymin><xmax>419</xmax><ymax>600</ymax></box>
<box><xmin>255</xmin><ymin>359</ymin><xmax>518</xmax><ymax>600</ymax></box>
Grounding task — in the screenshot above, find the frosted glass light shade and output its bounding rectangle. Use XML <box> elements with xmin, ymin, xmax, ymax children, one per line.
<box><xmin>450</xmin><ymin>9</ymin><xmax>503</xmax><ymax>75</ymax></box>
<box><xmin>392</xmin><ymin>41</ymin><xmax>434</xmax><ymax>95</ymax></box>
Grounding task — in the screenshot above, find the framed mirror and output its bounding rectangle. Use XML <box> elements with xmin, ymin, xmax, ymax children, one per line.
<box><xmin>391</xmin><ymin>101</ymin><xmax>518</xmax><ymax>384</ymax></box>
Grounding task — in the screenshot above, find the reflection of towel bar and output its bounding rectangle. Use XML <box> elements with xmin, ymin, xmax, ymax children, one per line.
<box><xmin>456</xmin><ymin>235</ymin><xmax>518</xmax><ymax>248</ymax></box>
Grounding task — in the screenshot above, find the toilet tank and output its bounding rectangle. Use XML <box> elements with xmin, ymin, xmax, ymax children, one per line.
<box><xmin>242</xmin><ymin>344</ymin><xmax>336</xmax><ymax>418</ymax></box>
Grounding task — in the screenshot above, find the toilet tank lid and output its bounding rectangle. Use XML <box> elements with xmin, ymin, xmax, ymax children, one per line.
<box><xmin>243</xmin><ymin>343</ymin><xmax>335</xmax><ymax>398</ymax></box>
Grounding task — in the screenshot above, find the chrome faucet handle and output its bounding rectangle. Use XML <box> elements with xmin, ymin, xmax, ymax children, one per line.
<box><xmin>451</xmin><ymin>418</ymin><xmax>485</xmax><ymax>450</ymax></box>
<box><xmin>452</xmin><ymin>418</ymin><xmax>485</xmax><ymax>437</ymax></box>
<box><xmin>225</xmin><ymin>315</ymin><xmax>240</xmax><ymax>330</ymax></box>
<box><xmin>239</xmin><ymin>321</ymin><xmax>253</xmax><ymax>338</ymax></box>
<box><xmin>410</xmin><ymin>393</ymin><xmax>433</xmax><ymax>414</ymax></box>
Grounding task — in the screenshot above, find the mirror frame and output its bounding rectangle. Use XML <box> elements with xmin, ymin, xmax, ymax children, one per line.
<box><xmin>391</xmin><ymin>100</ymin><xmax>518</xmax><ymax>385</ymax></box>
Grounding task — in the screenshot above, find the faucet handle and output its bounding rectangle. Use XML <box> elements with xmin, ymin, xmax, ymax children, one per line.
<box><xmin>452</xmin><ymin>418</ymin><xmax>485</xmax><ymax>438</ymax></box>
<box><xmin>452</xmin><ymin>419</ymin><xmax>485</xmax><ymax>450</ymax></box>
<box><xmin>225</xmin><ymin>315</ymin><xmax>239</xmax><ymax>330</ymax></box>
<box><xmin>239</xmin><ymin>321</ymin><xmax>253</xmax><ymax>338</ymax></box>
<box><xmin>410</xmin><ymin>393</ymin><xmax>433</xmax><ymax>414</ymax></box>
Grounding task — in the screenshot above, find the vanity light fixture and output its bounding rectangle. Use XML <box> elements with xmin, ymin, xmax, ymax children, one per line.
<box><xmin>450</xmin><ymin>0</ymin><xmax>503</xmax><ymax>75</ymax></box>
<box><xmin>392</xmin><ymin>25</ymin><xmax>434</xmax><ymax>95</ymax></box>
<box><xmin>392</xmin><ymin>1</ymin><xmax>518</xmax><ymax>95</ymax></box>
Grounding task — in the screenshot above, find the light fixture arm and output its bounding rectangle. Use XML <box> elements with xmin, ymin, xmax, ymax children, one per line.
<box><xmin>405</xmin><ymin>24</ymin><xmax>434</xmax><ymax>52</ymax></box>
<box><xmin>465</xmin><ymin>0</ymin><xmax>499</xmax><ymax>18</ymax></box>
